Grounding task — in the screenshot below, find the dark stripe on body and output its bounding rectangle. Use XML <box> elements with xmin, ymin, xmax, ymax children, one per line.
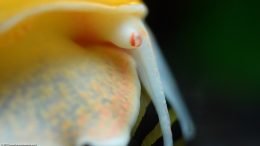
<box><xmin>129</xmin><ymin>102</ymin><xmax>158</xmax><ymax>146</ymax></box>
<box><xmin>152</xmin><ymin>121</ymin><xmax>183</xmax><ymax>146</ymax></box>
<box><xmin>129</xmin><ymin>100</ymin><xmax>183</xmax><ymax>146</ymax></box>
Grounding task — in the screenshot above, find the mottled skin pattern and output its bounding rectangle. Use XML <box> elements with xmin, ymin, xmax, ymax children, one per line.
<box><xmin>0</xmin><ymin>46</ymin><xmax>140</xmax><ymax>145</ymax></box>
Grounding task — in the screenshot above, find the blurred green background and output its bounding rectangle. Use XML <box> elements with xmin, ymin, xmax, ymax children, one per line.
<box><xmin>144</xmin><ymin>0</ymin><xmax>260</xmax><ymax>145</ymax></box>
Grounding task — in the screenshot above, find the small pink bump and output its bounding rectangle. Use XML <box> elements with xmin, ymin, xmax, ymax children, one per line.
<box><xmin>130</xmin><ymin>32</ymin><xmax>143</xmax><ymax>48</ymax></box>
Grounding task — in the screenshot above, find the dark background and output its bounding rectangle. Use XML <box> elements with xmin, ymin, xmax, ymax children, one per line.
<box><xmin>143</xmin><ymin>0</ymin><xmax>260</xmax><ymax>146</ymax></box>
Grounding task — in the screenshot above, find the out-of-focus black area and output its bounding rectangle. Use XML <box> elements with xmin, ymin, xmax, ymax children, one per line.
<box><xmin>143</xmin><ymin>0</ymin><xmax>260</xmax><ymax>146</ymax></box>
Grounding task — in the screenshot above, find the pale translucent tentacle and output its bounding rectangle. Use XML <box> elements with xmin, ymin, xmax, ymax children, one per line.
<box><xmin>146</xmin><ymin>27</ymin><xmax>195</xmax><ymax>140</ymax></box>
<box><xmin>131</xmin><ymin>18</ymin><xmax>173</xmax><ymax>146</ymax></box>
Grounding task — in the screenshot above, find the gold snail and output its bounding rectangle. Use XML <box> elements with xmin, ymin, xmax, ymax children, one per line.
<box><xmin>0</xmin><ymin>0</ymin><xmax>194</xmax><ymax>146</ymax></box>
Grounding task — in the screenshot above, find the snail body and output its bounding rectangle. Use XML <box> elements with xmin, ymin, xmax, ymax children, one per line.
<box><xmin>0</xmin><ymin>1</ymin><xmax>194</xmax><ymax>146</ymax></box>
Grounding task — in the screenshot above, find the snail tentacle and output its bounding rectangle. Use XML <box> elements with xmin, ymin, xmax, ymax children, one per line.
<box><xmin>131</xmin><ymin>20</ymin><xmax>173</xmax><ymax>146</ymax></box>
<box><xmin>147</xmin><ymin>28</ymin><xmax>196</xmax><ymax>140</ymax></box>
